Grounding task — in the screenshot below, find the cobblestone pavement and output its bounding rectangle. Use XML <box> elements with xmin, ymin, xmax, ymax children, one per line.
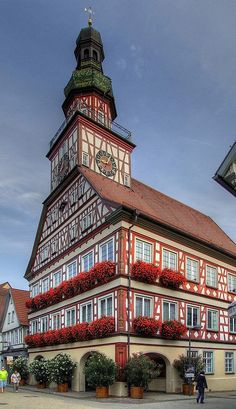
<box><xmin>0</xmin><ymin>387</ymin><xmax>236</xmax><ymax>409</ymax></box>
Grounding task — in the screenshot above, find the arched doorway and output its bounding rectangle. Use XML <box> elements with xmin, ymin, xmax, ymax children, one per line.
<box><xmin>145</xmin><ymin>353</ymin><xmax>169</xmax><ymax>392</ymax></box>
<box><xmin>78</xmin><ymin>351</ymin><xmax>99</xmax><ymax>392</ymax></box>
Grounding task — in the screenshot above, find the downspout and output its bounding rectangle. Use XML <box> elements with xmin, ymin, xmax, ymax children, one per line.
<box><xmin>127</xmin><ymin>210</ymin><xmax>139</xmax><ymax>360</ymax></box>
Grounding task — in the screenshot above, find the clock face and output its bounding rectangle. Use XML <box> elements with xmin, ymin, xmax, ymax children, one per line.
<box><xmin>96</xmin><ymin>150</ymin><xmax>117</xmax><ymax>177</ymax></box>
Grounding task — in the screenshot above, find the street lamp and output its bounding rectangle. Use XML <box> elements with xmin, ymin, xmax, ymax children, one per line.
<box><xmin>186</xmin><ymin>325</ymin><xmax>202</xmax><ymax>396</ymax></box>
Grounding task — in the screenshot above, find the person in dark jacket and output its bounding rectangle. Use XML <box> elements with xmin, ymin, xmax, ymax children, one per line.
<box><xmin>196</xmin><ymin>370</ymin><xmax>208</xmax><ymax>403</ymax></box>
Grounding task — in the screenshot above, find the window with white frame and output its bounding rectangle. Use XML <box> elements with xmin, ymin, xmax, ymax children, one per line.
<box><xmin>225</xmin><ymin>352</ymin><xmax>234</xmax><ymax>373</ymax></box>
<box><xmin>230</xmin><ymin>317</ymin><xmax>236</xmax><ymax>333</ymax></box>
<box><xmin>80</xmin><ymin>302</ymin><xmax>93</xmax><ymax>323</ymax></box>
<box><xmin>186</xmin><ymin>305</ymin><xmax>200</xmax><ymax>327</ymax></box>
<box><xmin>67</xmin><ymin>261</ymin><xmax>77</xmax><ymax>279</ymax></box>
<box><xmin>135</xmin><ymin>295</ymin><xmax>152</xmax><ymax>317</ymax></box>
<box><xmin>98</xmin><ymin>295</ymin><xmax>113</xmax><ymax>317</ymax></box>
<box><xmin>11</xmin><ymin>311</ymin><xmax>15</xmax><ymax>323</ymax></box>
<box><xmin>53</xmin><ymin>270</ymin><xmax>62</xmax><ymax>288</ymax></box>
<box><xmin>41</xmin><ymin>246</ymin><xmax>49</xmax><ymax>262</ymax></box>
<box><xmin>32</xmin><ymin>283</ymin><xmax>39</xmax><ymax>297</ymax></box>
<box><xmin>163</xmin><ymin>300</ymin><xmax>177</xmax><ymax>321</ymax></box>
<box><xmin>82</xmin><ymin>152</ymin><xmax>89</xmax><ymax>167</ymax></box>
<box><xmin>42</xmin><ymin>277</ymin><xmax>49</xmax><ymax>293</ymax></box>
<box><xmin>31</xmin><ymin>320</ymin><xmax>38</xmax><ymax>335</ymax></box>
<box><xmin>206</xmin><ymin>265</ymin><xmax>217</xmax><ymax>288</ymax></box>
<box><xmin>207</xmin><ymin>309</ymin><xmax>218</xmax><ymax>331</ymax></box>
<box><xmin>124</xmin><ymin>173</ymin><xmax>130</xmax><ymax>187</ymax></box>
<box><xmin>100</xmin><ymin>239</ymin><xmax>114</xmax><ymax>262</ymax></box>
<box><xmin>97</xmin><ymin>110</ymin><xmax>105</xmax><ymax>125</ymax></box>
<box><xmin>186</xmin><ymin>258</ymin><xmax>199</xmax><ymax>282</ymax></box>
<box><xmin>203</xmin><ymin>351</ymin><xmax>214</xmax><ymax>374</ymax></box>
<box><xmin>51</xmin><ymin>208</ymin><xmax>58</xmax><ymax>224</ymax></box>
<box><xmin>82</xmin><ymin>251</ymin><xmax>94</xmax><ymax>272</ymax></box>
<box><xmin>41</xmin><ymin>316</ymin><xmax>49</xmax><ymax>333</ymax></box>
<box><xmin>82</xmin><ymin>212</ymin><xmax>93</xmax><ymax>231</ymax></box>
<box><xmin>69</xmin><ymin>223</ymin><xmax>77</xmax><ymax>242</ymax></box>
<box><xmin>65</xmin><ymin>308</ymin><xmax>76</xmax><ymax>327</ymax></box>
<box><xmin>187</xmin><ymin>350</ymin><xmax>199</xmax><ymax>359</ymax></box>
<box><xmin>70</xmin><ymin>188</ymin><xmax>78</xmax><ymax>206</ymax></box>
<box><xmin>51</xmin><ymin>239</ymin><xmax>58</xmax><ymax>255</ymax></box>
<box><xmin>51</xmin><ymin>313</ymin><xmax>61</xmax><ymax>330</ymax></box>
<box><xmin>228</xmin><ymin>274</ymin><xmax>236</xmax><ymax>293</ymax></box>
<box><xmin>78</xmin><ymin>182</ymin><xmax>85</xmax><ymax>198</ymax></box>
<box><xmin>135</xmin><ymin>239</ymin><xmax>152</xmax><ymax>263</ymax></box>
<box><xmin>162</xmin><ymin>249</ymin><xmax>177</xmax><ymax>270</ymax></box>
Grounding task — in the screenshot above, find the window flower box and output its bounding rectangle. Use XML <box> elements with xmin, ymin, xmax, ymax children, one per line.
<box><xmin>159</xmin><ymin>268</ymin><xmax>186</xmax><ymax>289</ymax></box>
<box><xmin>133</xmin><ymin>316</ymin><xmax>160</xmax><ymax>336</ymax></box>
<box><xmin>160</xmin><ymin>320</ymin><xmax>187</xmax><ymax>340</ymax></box>
<box><xmin>131</xmin><ymin>261</ymin><xmax>160</xmax><ymax>284</ymax></box>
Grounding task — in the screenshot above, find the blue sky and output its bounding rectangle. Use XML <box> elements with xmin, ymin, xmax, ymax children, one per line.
<box><xmin>0</xmin><ymin>0</ymin><xmax>236</xmax><ymax>290</ymax></box>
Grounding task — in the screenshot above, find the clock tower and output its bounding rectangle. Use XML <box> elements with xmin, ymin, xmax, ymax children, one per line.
<box><xmin>47</xmin><ymin>18</ymin><xmax>135</xmax><ymax>192</ymax></box>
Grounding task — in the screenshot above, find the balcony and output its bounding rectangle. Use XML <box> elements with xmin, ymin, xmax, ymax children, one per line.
<box><xmin>49</xmin><ymin>104</ymin><xmax>132</xmax><ymax>150</ymax></box>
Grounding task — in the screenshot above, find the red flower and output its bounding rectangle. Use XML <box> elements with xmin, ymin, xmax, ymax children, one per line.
<box><xmin>133</xmin><ymin>316</ymin><xmax>160</xmax><ymax>336</ymax></box>
<box><xmin>160</xmin><ymin>320</ymin><xmax>187</xmax><ymax>340</ymax></box>
<box><xmin>88</xmin><ymin>317</ymin><xmax>115</xmax><ymax>338</ymax></box>
<box><xmin>131</xmin><ymin>260</ymin><xmax>160</xmax><ymax>284</ymax></box>
<box><xmin>159</xmin><ymin>268</ymin><xmax>186</xmax><ymax>289</ymax></box>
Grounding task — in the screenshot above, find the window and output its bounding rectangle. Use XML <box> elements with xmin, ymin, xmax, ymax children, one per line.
<box><xmin>162</xmin><ymin>249</ymin><xmax>177</xmax><ymax>270</ymax></box>
<box><xmin>228</xmin><ymin>274</ymin><xmax>236</xmax><ymax>293</ymax></box>
<box><xmin>70</xmin><ymin>188</ymin><xmax>78</xmax><ymax>206</ymax></box>
<box><xmin>32</xmin><ymin>284</ymin><xmax>39</xmax><ymax>297</ymax></box>
<box><xmin>82</xmin><ymin>212</ymin><xmax>93</xmax><ymax>231</ymax></box>
<box><xmin>7</xmin><ymin>312</ymin><xmax>11</xmax><ymax>324</ymax></box>
<box><xmin>187</xmin><ymin>350</ymin><xmax>199</xmax><ymax>359</ymax></box>
<box><xmin>203</xmin><ymin>351</ymin><xmax>213</xmax><ymax>374</ymax></box>
<box><xmin>230</xmin><ymin>317</ymin><xmax>236</xmax><ymax>333</ymax></box>
<box><xmin>163</xmin><ymin>300</ymin><xmax>177</xmax><ymax>321</ymax></box>
<box><xmin>53</xmin><ymin>270</ymin><xmax>62</xmax><ymax>288</ymax></box>
<box><xmin>82</xmin><ymin>251</ymin><xmax>94</xmax><ymax>272</ymax></box>
<box><xmin>67</xmin><ymin>261</ymin><xmax>77</xmax><ymax>279</ymax></box>
<box><xmin>31</xmin><ymin>320</ymin><xmax>38</xmax><ymax>335</ymax></box>
<box><xmin>41</xmin><ymin>316</ymin><xmax>49</xmax><ymax>333</ymax></box>
<box><xmin>186</xmin><ymin>305</ymin><xmax>200</xmax><ymax>327</ymax></box>
<box><xmin>11</xmin><ymin>311</ymin><xmax>15</xmax><ymax>323</ymax></box>
<box><xmin>51</xmin><ymin>208</ymin><xmax>58</xmax><ymax>224</ymax></box>
<box><xmin>69</xmin><ymin>223</ymin><xmax>77</xmax><ymax>242</ymax></box>
<box><xmin>135</xmin><ymin>239</ymin><xmax>152</xmax><ymax>262</ymax></box>
<box><xmin>135</xmin><ymin>295</ymin><xmax>152</xmax><ymax>317</ymax></box>
<box><xmin>42</xmin><ymin>278</ymin><xmax>49</xmax><ymax>293</ymax></box>
<box><xmin>186</xmin><ymin>258</ymin><xmax>199</xmax><ymax>282</ymax></box>
<box><xmin>124</xmin><ymin>173</ymin><xmax>130</xmax><ymax>187</ymax></box>
<box><xmin>41</xmin><ymin>246</ymin><xmax>49</xmax><ymax>262</ymax></box>
<box><xmin>93</xmin><ymin>50</ymin><xmax>98</xmax><ymax>61</ymax></box>
<box><xmin>65</xmin><ymin>308</ymin><xmax>76</xmax><ymax>327</ymax></box>
<box><xmin>82</xmin><ymin>152</ymin><xmax>89</xmax><ymax>167</ymax></box>
<box><xmin>78</xmin><ymin>182</ymin><xmax>85</xmax><ymax>198</ymax></box>
<box><xmin>98</xmin><ymin>295</ymin><xmax>113</xmax><ymax>317</ymax></box>
<box><xmin>51</xmin><ymin>313</ymin><xmax>61</xmax><ymax>330</ymax></box>
<box><xmin>206</xmin><ymin>265</ymin><xmax>217</xmax><ymax>288</ymax></box>
<box><xmin>51</xmin><ymin>240</ymin><xmax>58</xmax><ymax>255</ymax></box>
<box><xmin>84</xmin><ymin>48</ymin><xmax>89</xmax><ymax>59</ymax></box>
<box><xmin>207</xmin><ymin>309</ymin><xmax>218</xmax><ymax>331</ymax></box>
<box><xmin>225</xmin><ymin>352</ymin><xmax>234</xmax><ymax>373</ymax></box>
<box><xmin>80</xmin><ymin>302</ymin><xmax>93</xmax><ymax>323</ymax></box>
<box><xmin>100</xmin><ymin>239</ymin><xmax>114</xmax><ymax>261</ymax></box>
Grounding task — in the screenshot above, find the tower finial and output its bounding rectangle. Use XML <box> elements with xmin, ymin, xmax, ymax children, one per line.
<box><xmin>85</xmin><ymin>6</ymin><xmax>94</xmax><ymax>27</ymax></box>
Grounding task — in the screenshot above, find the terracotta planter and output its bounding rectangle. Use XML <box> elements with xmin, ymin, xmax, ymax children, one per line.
<box><xmin>37</xmin><ymin>383</ymin><xmax>46</xmax><ymax>389</ymax></box>
<box><xmin>130</xmin><ymin>386</ymin><xmax>144</xmax><ymax>399</ymax></box>
<box><xmin>96</xmin><ymin>386</ymin><xmax>109</xmax><ymax>398</ymax></box>
<box><xmin>20</xmin><ymin>379</ymin><xmax>26</xmax><ymax>385</ymax></box>
<box><xmin>57</xmin><ymin>383</ymin><xmax>68</xmax><ymax>392</ymax></box>
<box><xmin>182</xmin><ymin>383</ymin><xmax>194</xmax><ymax>395</ymax></box>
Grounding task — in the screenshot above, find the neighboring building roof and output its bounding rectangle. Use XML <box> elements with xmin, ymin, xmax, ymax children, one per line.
<box><xmin>80</xmin><ymin>167</ymin><xmax>236</xmax><ymax>258</ymax></box>
<box><xmin>10</xmin><ymin>289</ymin><xmax>29</xmax><ymax>326</ymax></box>
<box><xmin>0</xmin><ymin>287</ymin><xmax>9</xmax><ymax>329</ymax></box>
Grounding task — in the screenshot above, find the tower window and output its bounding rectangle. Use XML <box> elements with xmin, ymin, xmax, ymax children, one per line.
<box><xmin>84</xmin><ymin>49</ymin><xmax>89</xmax><ymax>59</ymax></box>
<box><xmin>82</xmin><ymin>152</ymin><xmax>89</xmax><ymax>167</ymax></box>
<box><xmin>93</xmin><ymin>50</ymin><xmax>98</xmax><ymax>61</ymax></box>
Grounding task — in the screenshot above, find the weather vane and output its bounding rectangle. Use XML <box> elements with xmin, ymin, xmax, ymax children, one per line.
<box><xmin>85</xmin><ymin>6</ymin><xmax>94</xmax><ymax>27</ymax></box>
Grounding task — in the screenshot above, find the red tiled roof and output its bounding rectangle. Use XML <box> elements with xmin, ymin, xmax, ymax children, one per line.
<box><xmin>11</xmin><ymin>289</ymin><xmax>29</xmax><ymax>326</ymax></box>
<box><xmin>80</xmin><ymin>167</ymin><xmax>236</xmax><ymax>257</ymax></box>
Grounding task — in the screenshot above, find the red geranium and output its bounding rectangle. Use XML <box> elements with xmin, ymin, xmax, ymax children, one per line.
<box><xmin>131</xmin><ymin>260</ymin><xmax>160</xmax><ymax>284</ymax></box>
<box><xmin>88</xmin><ymin>316</ymin><xmax>115</xmax><ymax>338</ymax></box>
<box><xmin>160</xmin><ymin>320</ymin><xmax>187</xmax><ymax>340</ymax></box>
<box><xmin>159</xmin><ymin>268</ymin><xmax>186</xmax><ymax>289</ymax></box>
<box><xmin>133</xmin><ymin>316</ymin><xmax>160</xmax><ymax>336</ymax></box>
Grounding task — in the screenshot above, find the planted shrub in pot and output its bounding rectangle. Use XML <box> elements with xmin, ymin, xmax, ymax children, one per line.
<box><xmin>83</xmin><ymin>352</ymin><xmax>117</xmax><ymax>397</ymax></box>
<box><xmin>49</xmin><ymin>353</ymin><xmax>76</xmax><ymax>392</ymax></box>
<box><xmin>173</xmin><ymin>354</ymin><xmax>205</xmax><ymax>395</ymax></box>
<box><xmin>29</xmin><ymin>357</ymin><xmax>51</xmax><ymax>388</ymax></box>
<box><xmin>13</xmin><ymin>356</ymin><xmax>29</xmax><ymax>384</ymax></box>
<box><xmin>125</xmin><ymin>353</ymin><xmax>159</xmax><ymax>399</ymax></box>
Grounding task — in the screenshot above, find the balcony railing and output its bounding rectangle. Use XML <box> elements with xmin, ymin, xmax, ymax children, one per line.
<box><xmin>49</xmin><ymin>104</ymin><xmax>132</xmax><ymax>150</ymax></box>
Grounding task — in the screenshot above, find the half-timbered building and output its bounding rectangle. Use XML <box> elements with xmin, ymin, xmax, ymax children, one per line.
<box><xmin>24</xmin><ymin>19</ymin><xmax>236</xmax><ymax>395</ymax></box>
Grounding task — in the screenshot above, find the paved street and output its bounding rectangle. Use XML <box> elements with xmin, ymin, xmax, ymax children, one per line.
<box><xmin>1</xmin><ymin>388</ymin><xmax>236</xmax><ymax>409</ymax></box>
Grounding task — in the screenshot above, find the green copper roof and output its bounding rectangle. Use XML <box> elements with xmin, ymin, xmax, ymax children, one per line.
<box><xmin>64</xmin><ymin>68</ymin><xmax>114</xmax><ymax>98</ymax></box>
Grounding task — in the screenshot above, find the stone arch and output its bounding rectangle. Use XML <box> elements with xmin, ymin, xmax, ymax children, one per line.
<box><xmin>144</xmin><ymin>352</ymin><xmax>172</xmax><ymax>393</ymax></box>
<box><xmin>78</xmin><ymin>350</ymin><xmax>100</xmax><ymax>392</ymax></box>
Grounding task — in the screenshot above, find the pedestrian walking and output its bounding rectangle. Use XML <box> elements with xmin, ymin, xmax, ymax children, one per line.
<box><xmin>11</xmin><ymin>369</ymin><xmax>21</xmax><ymax>392</ymax></box>
<box><xmin>0</xmin><ymin>366</ymin><xmax>8</xmax><ymax>393</ymax></box>
<box><xmin>196</xmin><ymin>370</ymin><xmax>208</xmax><ymax>404</ymax></box>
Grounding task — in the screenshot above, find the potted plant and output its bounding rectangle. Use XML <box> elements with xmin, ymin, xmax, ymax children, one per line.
<box><xmin>133</xmin><ymin>316</ymin><xmax>160</xmax><ymax>336</ymax></box>
<box><xmin>159</xmin><ymin>268</ymin><xmax>186</xmax><ymax>289</ymax></box>
<box><xmin>49</xmin><ymin>353</ymin><xmax>76</xmax><ymax>392</ymax></box>
<box><xmin>29</xmin><ymin>357</ymin><xmax>51</xmax><ymax>388</ymax></box>
<box><xmin>173</xmin><ymin>354</ymin><xmax>205</xmax><ymax>395</ymax></box>
<box><xmin>13</xmin><ymin>356</ymin><xmax>29</xmax><ymax>384</ymax></box>
<box><xmin>83</xmin><ymin>352</ymin><xmax>117</xmax><ymax>397</ymax></box>
<box><xmin>125</xmin><ymin>353</ymin><xmax>159</xmax><ymax>399</ymax></box>
<box><xmin>131</xmin><ymin>261</ymin><xmax>160</xmax><ymax>284</ymax></box>
<box><xmin>160</xmin><ymin>320</ymin><xmax>187</xmax><ymax>340</ymax></box>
